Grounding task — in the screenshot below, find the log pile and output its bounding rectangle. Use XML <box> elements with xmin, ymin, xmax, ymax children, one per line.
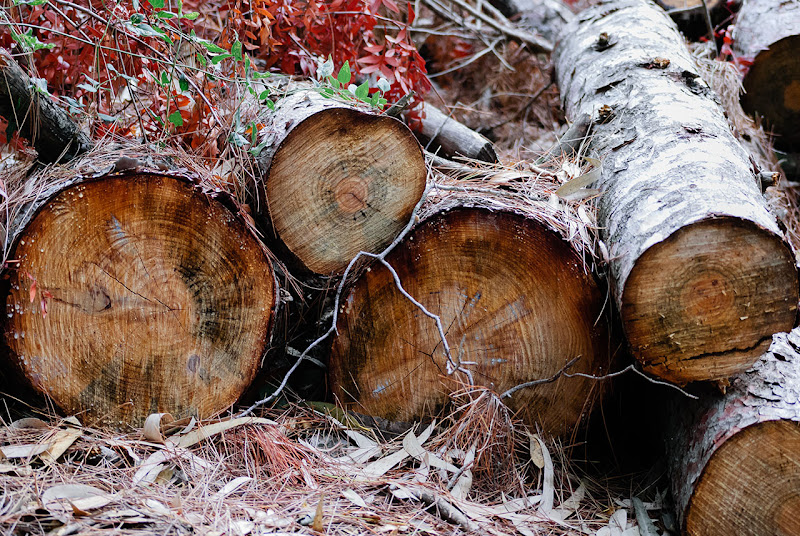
<box><xmin>4</xmin><ymin>0</ymin><xmax>800</xmax><ymax>530</ymax></box>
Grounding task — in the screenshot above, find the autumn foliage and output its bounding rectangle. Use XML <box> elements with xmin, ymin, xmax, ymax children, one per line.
<box><xmin>0</xmin><ymin>0</ymin><xmax>430</xmax><ymax>154</ymax></box>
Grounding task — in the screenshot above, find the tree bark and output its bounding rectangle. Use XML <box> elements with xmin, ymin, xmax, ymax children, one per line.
<box><xmin>665</xmin><ymin>328</ymin><xmax>800</xmax><ymax>535</ymax></box>
<box><xmin>328</xmin><ymin>198</ymin><xmax>610</xmax><ymax>439</ymax></box>
<box><xmin>488</xmin><ymin>0</ymin><xmax>574</xmax><ymax>44</ymax></box>
<box><xmin>733</xmin><ymin>0</ymin><xmax>800</xmax><ymax>151</ymax></box>
<box><xmin>408</xmin><ymin>102</ymin><xmax>498</xmax><ymax>163</ymax></box>
<box><xmin>0</xmin><ymin>49</ymin><xmax>92</xmax><ymax>163</ymax></box>
<box><xmin>1</xmin><ymin>165</ymin><xmax>278</xmax><ymax>427</ymax></box>
<box><xmin>253</xmin><ymin>89</ymin><xmax>428</xmax><ymax>276</ymax></box>
<box><xmin>554</xmin><ymin>0</ymin><xmax>798</xmax><ymax>384</ymax></box>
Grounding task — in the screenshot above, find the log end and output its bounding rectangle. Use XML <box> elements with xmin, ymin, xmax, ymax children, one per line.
<box><xmin>685</xmin><ymin>419</ymin><xmax>800</xmax><ymax>535</ymax></box>
<box><xmin>266</xmin><ymin>108</ymin><xmax>427</xmax><ymax>275</ymax></box>
<box><xmin>2</xmin><ymin>174</ymin><xmax>277</xmax><ymax>426</ymax></box>
<box><xmin>622</xmin><ymin>217</ymin><xmax>798</xmax><ymax>383</ymax></box>
<box><xmin>742</xmin><ymin>35</ymin><xmax>800</xmax><ymax>152</ymax></box>
<box><xmin>329</xmin><ymin>208</ymin><xmax>609</xmax><ymax>438</ymax></box>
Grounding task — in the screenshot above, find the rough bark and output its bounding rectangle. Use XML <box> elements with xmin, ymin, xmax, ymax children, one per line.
<box><xmin>253</xmin><ymin>89</ymin><xmax>427</xmax><ymax>276</ymax></box>
<box><xmin>328</xmin><ymin>200</ymin><xmax>610</xmax><ymax>439</ymax></box>
<box><xmin>488</xmin><ymin>0</ymin><xmax>574</xmax><ymax>44</ymax></box>
<box><xmin>409</xmin><ymin>102</ymin><xmax>498</xmax><ymax>163</ymax></box>
<box><xmin>1</xmin><ymin>168</ymin><xmax>278</xmax><ymax>427</ymax></box>
<box><xmin>665</xmin><ymin>328</ymin><xmax>800</xmax><ymax>535</ymax></box>
<box><xmin>733</xmin><ymin>0</ymin><xmax>800</xmax><ymax>151</ymax></box>
<box><xmin>554</xmin><ymin>0</ymin><xmax>798</xmax><ymax>384</ymax></box>
<box><xmin>0</xmin><ymin>49</ymin><xmax>92</xmax><ymax>163</ymax></box>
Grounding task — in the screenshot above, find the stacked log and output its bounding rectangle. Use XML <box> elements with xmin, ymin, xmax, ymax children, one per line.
<box><xmin>554</xmin><ymin>0</ymin><xmax>798</xmax><ymax>384</ymax></box>
<box><xmin>665</xmin><ymin>328</ymin><xmax>800</xmax><ymax>535</ymax></box>
<box><xmin>252</xmin><ymin>89</ymin><xmax>428</xmax><ymax>276</ymax></box>
<box><xmin>733</xmin><ymin>0</ymin><xmax>800</xmax><ymax>152</ymax></box>
<box><xmin>1</xmin><ymin>166</ymin><xmax>278</xmax><ymax>426</ymax></box>
<box><xmin>328</xmin><ymin>193</ymin><xmax>611</xmax><ymax>438</ymax></box>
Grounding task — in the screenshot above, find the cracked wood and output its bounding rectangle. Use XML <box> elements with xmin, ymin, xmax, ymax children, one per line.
<box><xmin>554</xmin><ymin>0</ymin><xmax>798</xmax><ymax>384</ymax></box>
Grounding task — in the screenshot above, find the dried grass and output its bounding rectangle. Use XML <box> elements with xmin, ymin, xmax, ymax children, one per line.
<box><xmin>0</xmin><ymin>399</ymin><xmax>657</xmax><ymax>536</ymax></box>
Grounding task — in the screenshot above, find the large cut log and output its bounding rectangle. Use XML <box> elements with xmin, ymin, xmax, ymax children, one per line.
<box><xmin>328</xmin><ymin>197</ymin><xmax>610</xmax><ymax>438</ymax></box>
<box><xmin>1</xmin><ymin>162</ymin><xmax>278</xmax><ymax>426</ymax></box>
<box><xmin>665</xmin><ymin>328</ymin><xmax>800</xmax><ymax>535</ymax></box>
<box><xmin>554</xmin><ymin>0</ymin><xmax>798</xmax><ymax>384</ymax></box>
<box><xmin>253</xmin><ymin>90</ymin><xmax>427</xmax><ymax>276</ymax></box>
<box><xmin>733</xmin><ymin>0</ymin><xmax>800</xmax><ymax>151</ymax></box>
<box><xmin>0</xmin><ymin>49</ymin><xmax>92</xmax><ymax>163</ymax></box>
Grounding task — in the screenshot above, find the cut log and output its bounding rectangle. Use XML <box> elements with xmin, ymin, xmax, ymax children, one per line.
<box><xmin>0</xmin><ymin>49</ymin><xmax>92</xmax><ymax>163</ymax></box>
<box><xmin>328</xmin><ymin>199</ymin><xmax>610</xmax><ymax>438</ymax></box>
<box><xmin>408</xmin><ymin>102</ymin><xmax>498</xmax><ymax>163</ymax></box>
<box><xmin>253</xmin><ymin>90</ymin><xmax>428</xmax><ymax>275</ymax></box>
<box><xmin>487</xmin><ymin>0</ymin><xmax>573</xmax><ymax>44</ymax></box>
<box><xmin>665</xmin><ymin>328</ymin><xmax>800</xmax><ymax>535</ymax></box>
<box><xmin>554</xmin><ymin>0</ymin><xmax>798</xmax><ymax>384</ymax></box>
<box><xmin>733</xmin><ymin>0</ymin><xmax>800</xmax><ymax>151</ymax></box>
<box><xmin>1</xmin><ymin>168</ymin><xmax>278</xmax><ymax>426</ymax></box>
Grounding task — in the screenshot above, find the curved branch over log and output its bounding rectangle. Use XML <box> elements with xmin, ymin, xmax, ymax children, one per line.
<box><xmin>328</xmin><ymin>198</ymin><xmax>610</xmax><ymax>438</ymax></box>
<box><xmin>253</xmin><ymin>89</ymin><xmax>427</xmax><ymax>276</ymax></box>
<box><xmin>554</xmin><ymin>0</ymin><xmax>798</xmax><ymax>384</ymax></box>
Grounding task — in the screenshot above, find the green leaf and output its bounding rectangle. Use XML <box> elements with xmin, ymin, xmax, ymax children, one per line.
<box><xmin>167</xmin><ymin>110</ymin><xmax>184</xmax><ymax>127</ymax></box>
<box><xmin>249</xmin><ymin>121</ymin><xmax>258</xmax><ymax>145</ymax></box>
<box><xmin>13</xmin><ymin>0</ymin><xmax>47</xmax><ymax>5</ymax></box>
<box><xmin>129</xmin><ymin>13</ymin><xmax>144</xmax><ymax>24</ymax></box>
<box><xmin>337</xmin><ymin>61</ymin><xmax>351</xmax><ymax>86</ymax></box>
<box><xmin>231</xmin><ymin>40</ymin><xmax>242</xmax><ymax>61</ymax></box>
<box><xmin>326</xmin><ymin>75</ymin><xmax>339</xmax><ymax>89</ymax></box>
<box><xmin>76</xmin><ymin>83</ymin><xmax>98</xmax><ymax>93</ymax></box>
<box><xmin>320</xmin><ymin>88</ymin><xmax>335</xmax><ymax>98</ymax></box>
<box><xmin>179</xmin><ymin>76</ymin><xmax>189</xmax><ymax>92</ymax></box>
<box><xmin>355</xmin><ymin>80</ymin><xmax>369</xmax><ymax>101</ymax></box>
<box><xmin>265</xmin><ymin>99</ymin><xmax>275</xmax><ymax>110</ymax></box>
<box><xmin>210</xmin><ymin>54</ymin><xmax>232</xmax><ymax>65</ymax></box>
<box><xmin>11</xmin><ymin>29</ymin><xmax>54</xmax><ymax>52</ymax></box>
<box><xmin>156</xmin><ymin>11</ymin><xmax>176</xmax><ymax>19</ymax></box>
<box><xmin>252</xmin><ymin>71</ymin><xmax>270</xmax><ymax>80</ymax></box>
<box><xmin>199</xmin><ymin>40</ymin><xmax>227</xmax><ymax>54</ymax></box>
<box><xmin>160</xmin><ymin>71</ymin><xmax>170</xmax><ymax>86</ymax></box>
<box><xmin>147</xmin><ymin>0</ymin><xmax>165</xmax><ymax>8</ymax></box>
<box><xmin>196</xmin><ymin>53</ymin><xmax>207</xmax><ymax>67</ymax></box>
<box><xmin>258</xmin><ymin>89</ymin><xmax>270</xmax><ymax>100</ymax></box>
<box><xmin>98</xmin><ymin>113</ymin><xmax>117</xmax><ymax>122</ymax></box>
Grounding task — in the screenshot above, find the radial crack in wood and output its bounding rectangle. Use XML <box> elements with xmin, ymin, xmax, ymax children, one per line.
<box><xmin>2</xmin><ymin>173</ymin><xmax>277</xmax><ymax>426</ymax></box>
<box><xmin>329</xmin><ymin>206</ymin><xmax>609</xmax><ymax>438</ymax></box>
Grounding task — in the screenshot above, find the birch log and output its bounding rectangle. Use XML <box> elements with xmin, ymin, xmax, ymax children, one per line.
<box><xmin>1</xmin><ymin>166</ymin><xmax>278</xmax><ymax>426</ymax></box>
<box><xmin>666</xmin><ymin>328</ymin><xmax>800</xmax><ymax>535</ymax></box>
<box><xmin>253</xmin><ymin>90</ymin><xmax>427</xmax><ymax>275</ymax></box>
<box><xmin>554</xmin><ymin>0</ymin><xmax>798</xmax><ymax>384</ymax></box>
<box><xmin>329</xmin><ymin>199</ymin><xmax>610</xmax><ymax>438</ymax></box>
<box><xmin>734</xmin><ymin>0</ymin><xmax>800</xmax><ymax>151</ymax></box>
<box><xmin>408</xmin><ymin>103</ymin><xmax>498</xmax><ymax>163</ymax></box>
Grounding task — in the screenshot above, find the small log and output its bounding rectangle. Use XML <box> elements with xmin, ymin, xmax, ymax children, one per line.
<box><xmin>733</xmin><ymin>0</ymin><xmax>800</xmax><ymax>151</ymax></box>
<box><xmin>555</xmin><ymin>0</ymin><xmax>798</xmax><ymax>384</ymax></box>
<box><xmin>488</xmin><ymin>0</ymin><xmax>574</xmax><ymax>44</ymax></box>
<box><xmin>253</xmin><ymin>90</ymin><xmax>428</xmax><ymax>275</ymax></box>
<box><xmin>1</xmin><ymin>165</ymin><xmax>278</xmax><ymax>426</ymax></box>
<box><xmin>407</xmin><ymin>103</ymin><xmax>498</xmax><ymax>163</ymax></box>
<box><xmin>328</xmin><ymin>199</ymin><xmax>610</xmax><ymax>438</ymax></box>
<box><xmin>0</xmin><ymin>49</ymin><xmax>92</xmax><ymax>163</ymax></box>
<box><xmin>666</xmin><ymin>328</ymin><xmax>800</xmax><ymax>535</ymax></box>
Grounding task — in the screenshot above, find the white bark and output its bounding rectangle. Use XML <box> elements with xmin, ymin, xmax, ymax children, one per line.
<box><xmin>733</xmin><ymin>0</ymin><xmax>800</xmax><ymax>59</ymax></box>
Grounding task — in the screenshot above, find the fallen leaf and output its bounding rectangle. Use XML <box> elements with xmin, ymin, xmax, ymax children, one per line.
<box><xmin>41</xmin><ymin>427</ymin><xmax>82</xmax><ymax>463</ymax></box>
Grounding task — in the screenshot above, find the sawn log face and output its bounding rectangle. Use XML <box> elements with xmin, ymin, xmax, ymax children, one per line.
<box><xmin>2</xmin><ymin>174</ymin><xmax>277</xmax><ymax>426</ymax></box>
<box><xmin>329</xmin><ymin>207</ymin><xmax>609</xmax><ymax>438</ymax></box>
<box><xmin>554</xmin><ymin>0</ymin><xmax>798</xmax><ymax>383</ymax></box>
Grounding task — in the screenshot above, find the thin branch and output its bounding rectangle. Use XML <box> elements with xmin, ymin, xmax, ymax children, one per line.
<box><xmin>562</xmin><ymin>365</ymin><xmax>699</xmax><ymax>399</ymax></box>
<box><xmin>501</xmin><ymin>357</ymin><xmax>580</xmax><ymax>398</ymax></box>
